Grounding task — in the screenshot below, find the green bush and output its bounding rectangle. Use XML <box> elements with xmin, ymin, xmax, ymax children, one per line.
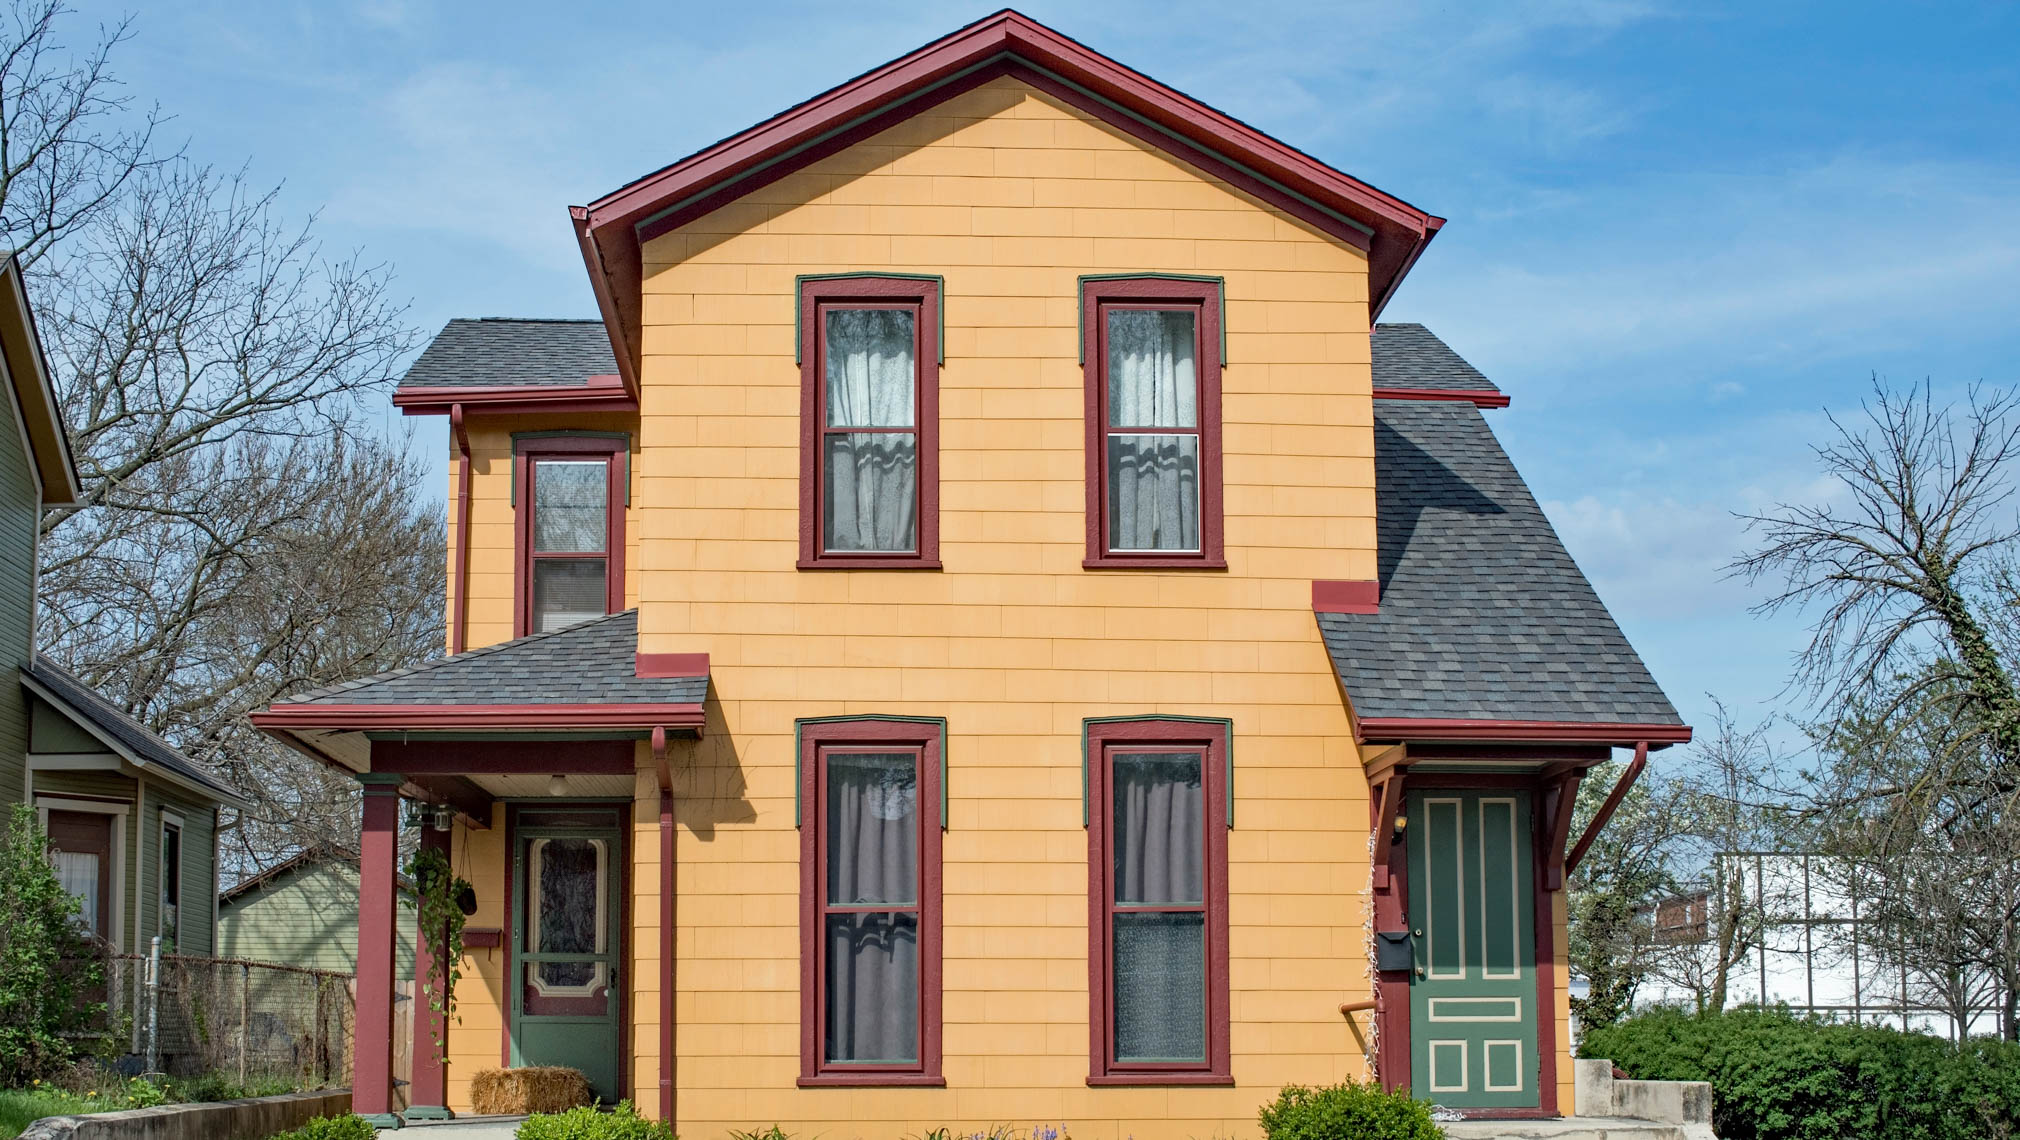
<box><xmin>1259</xmin><ymin>1082</ymin><xmax>1445</xmax><ymax>1140</ymax></box>
<box><xmin>0</xmin><ymin>804</ymin><xmax>104</xmax><ymax>1084</ymax></box>
<box><xmin>266</xmin><ymin>1115</ymin><xmax>377</xmax><ymax>1140</ymax></box>
<box><xmin>518</xmin><ymin>1101</ymin><xmax>674</xmax><ymax>1140</ymax></box>
<box><xmin>1581</xmin><ymin>1005</ymin><xmax>2020</xmax><ymax>1140</ymax></box>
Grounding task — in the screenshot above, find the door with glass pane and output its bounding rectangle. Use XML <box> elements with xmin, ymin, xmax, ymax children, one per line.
<box><xmin>48</xmin><ymin>811</ymin><xmax>113</xmax><ymax>940</ymax></box>
<box><xmin>1406</xmin><ymin>791</ymin><xmax>1539</xmax><ymax>1109</ymax></box>
<box><xmin>512</xmin><ymin>809</ymin><xmax>622</xmax><ymax>1101</ymax></box>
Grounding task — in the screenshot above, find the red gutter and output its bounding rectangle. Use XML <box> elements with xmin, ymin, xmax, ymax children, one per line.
<box><xmin>1371</xmin><ymin>387</ymin><xmax>1511</xmax><ymax>409</ymax></box>
<box><xmin>252</xmin><ymin>703</ymin><xmax>707</xmax><ymax>732</ymax></box>
<box><xmin>451</xmin><ymin>404</ymin><xmax>471</xmax><ymax>655</ymax></box>
<box><xmin>1356</xmin><ymin>718</ymin><xmax>1692</xmax><ymax>746</ymax></box>
<box><xmin>1566</xmin><ymin>741</ymin><xmax>1649</xmax><ymax>875</ymax></box>
<box><xmin>652</xmin><ymin>726</ymin><xmax>675</xmax><ymax>1124</ymax></box>
<box><xmin>394</xmin><ymin>375</ymin><xmax>636</xmax><ymax>416</ymax></box>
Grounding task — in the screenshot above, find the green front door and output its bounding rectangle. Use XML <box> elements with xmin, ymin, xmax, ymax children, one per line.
<box><xmin>1406</xmin><ymin>790</ymin><xmax>1539</xmax><ymax>1109</ymax></box>
<box><xmin>512</xmin><ymin>808</ymin><xmax>623</xmax><ymax>1102</ymax></box>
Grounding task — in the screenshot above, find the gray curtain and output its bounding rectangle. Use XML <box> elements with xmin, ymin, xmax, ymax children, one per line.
<box><xmin>825</xmin><ymin>310</ymin><xmax>918</xmax><ymax>552</ymax></box>
<box><xmin>1112</xmin><ymin>751</ymin><xmax>1207</xmax><ymax>1063</ymax></box>
<box><xmin>825</xmin><ymin>753</ymin><xmax>920</xmax><ymax>1063</ymax></box>
<box><xmin>1106</xmin><ymin>310</ymin><xmax>1200</xmax><ymax>552</ymax></box>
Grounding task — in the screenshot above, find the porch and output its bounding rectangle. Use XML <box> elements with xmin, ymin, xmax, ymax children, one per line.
<box><xmin>250</xmin><ymin>611</ymin><xmax>708</xmax><ymax>1128</ymax></box>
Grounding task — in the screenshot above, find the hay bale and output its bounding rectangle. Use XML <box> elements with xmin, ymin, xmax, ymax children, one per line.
<box><xmin>468</xmin><ymin>1066</ymin><xmax>591</xmax><ymax>1115</ymax></box>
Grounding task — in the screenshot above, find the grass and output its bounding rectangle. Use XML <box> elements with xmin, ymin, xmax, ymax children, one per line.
<box><xmin>0</xmin><ymin>1087</ymin><xmax>105</xmax><ymax>1139</ymax></box>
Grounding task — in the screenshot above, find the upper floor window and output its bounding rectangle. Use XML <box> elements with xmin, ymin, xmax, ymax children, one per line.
<box><xmin>1081</xmin><ymin>276</ymin><xmax>1225</xmax><ymax>569</ymax></box>
<box><xmin>515</xmin><ymin>435</ymin><xmax>627</xmax><ymax>636</ymax></box>
<box><xmin>798</xmin><ymin>275</ymin><xmax>941</xmax><ymax>569</ymax></box>
<box><xmin>1084</xmin><ymin>716</ymin><xmax>1232</xmax><ymax>1085</ymax></box>
<box><xmin>796</xmin><ymin>717</ymin><xmax>945</xmax><ymax>1086</ymax></box>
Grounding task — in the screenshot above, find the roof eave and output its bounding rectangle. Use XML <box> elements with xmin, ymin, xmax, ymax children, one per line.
<box><xmin>21</xmin><ymin>671</ymin><xmax>246</xmax><ymax>807</ymax></box>
<box><xmin>392</xmin><ymin>375</ymin><xmax>637</xmax><ymax>416</ymax></box>
<box><xmin>0</xmin><ymin>255</ymin><xmax>80</xmax><ymax>504</ymax></box>
<box><xmin>1356</xmin><ymin>717</ymin><xmax>1693</xmax><ymax>748</ymax></box>
<box><xmin>252</xmin><ymin>702</ymin><xmax>708</xmax><ymax>735</ymax></box>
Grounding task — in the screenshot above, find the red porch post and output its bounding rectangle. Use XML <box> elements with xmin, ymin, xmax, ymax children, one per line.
<box><xmin>355</xmin><ymin>777</ymin><xmax>403</xmax><ymax>1128</ymax></box>
<box><xmin>408</xmin><ymin>820</ymin><xmax>453</xmax><ymax>1119</ymax></box>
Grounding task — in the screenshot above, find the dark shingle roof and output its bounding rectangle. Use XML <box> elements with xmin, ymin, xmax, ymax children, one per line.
<box><xmin>1321</xmin><ymin>392</ymin><xmax>1680</xmax><ymax>726</ymax></box>
<box><xmin>1372</xmin><ymin>323</ymin><xmax>1499</xmax><ymax>393</ymax></box>
<box><xmin>23</xmin><ymin>661</ymin><xmax>243</xmax><ymax>803</ymax></box>
<box><xmin>276</xmin><ymin>611</ymin><xmax>706</xmax><ymax>707</ymax></box>
<box><xmin>399</xmin><ymin>318</ymin><xmax>617</xmax><ymax>390</ymax></box>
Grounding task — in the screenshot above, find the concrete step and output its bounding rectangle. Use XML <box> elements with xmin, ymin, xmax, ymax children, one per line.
<box><xmin>1441</xmin><ymin>1118</ymin><xmax>1693</xmax><ymax>1140</ymax></box>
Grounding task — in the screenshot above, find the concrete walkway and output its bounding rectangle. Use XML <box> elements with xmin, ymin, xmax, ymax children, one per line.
<box><xmin>376</xmin><ymin>1117</ymin><xmax>525</xmax><ymax>1138</ymax></box>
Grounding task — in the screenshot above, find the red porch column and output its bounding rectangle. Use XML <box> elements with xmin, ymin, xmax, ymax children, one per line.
<box><xmin>408</xmin><ymin>821</ymin><xmax>453</xmax><ymax>1119</ymax></box>
<box><xmin>355</xmin><ymin>777</ymin><xmax>403</xmax><ymax>1128</ymax></box>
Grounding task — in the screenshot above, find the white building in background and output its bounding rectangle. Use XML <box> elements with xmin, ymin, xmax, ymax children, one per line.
<box><xmin>1635</xmin><ymin>852</ymin><xmax>2008</xmax><ymax>1040</ymax></box>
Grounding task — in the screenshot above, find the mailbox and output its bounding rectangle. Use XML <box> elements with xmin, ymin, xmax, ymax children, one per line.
<box><xmin>1375</xmin><ymin>930</ymin><xmax>1414</xmax><ymax>972</ymax></box>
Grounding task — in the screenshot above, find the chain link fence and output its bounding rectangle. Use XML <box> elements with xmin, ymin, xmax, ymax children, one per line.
<box><xmin>105</xmin><ymin>946</ymin><xmax>355</xmax><ymax>1086</ymax></box>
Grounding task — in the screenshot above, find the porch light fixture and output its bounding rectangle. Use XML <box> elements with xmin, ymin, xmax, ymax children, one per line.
<box><xmin>430</xmin><ymin>804</ymin><xmax>452</xmax><ymax>832</ymax></box>
<box><xmin>548</xmin><ymin>773</ymin><xmax>567</xmax><ymax>796</ymax></box>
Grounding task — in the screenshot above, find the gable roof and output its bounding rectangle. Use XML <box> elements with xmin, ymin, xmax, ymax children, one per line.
<box><xmin>255</xmin><ymin>610</ymin><xmax>708</xmax><ymax>733</ymax></box>
<box><xmin>221</xmin><ymin>848</ymin><xmax>412</xmax><ymax>904</ymax></box>
<box><xmin>403</xmin><ymin>318</ymin><xmax>616</xmax><ymax>389</ymax></box>
<box><xmin>1321</xmin><ymin>375</ymin><xmax>1684</xmax><ymax>739</ymax></box>
<box><xmin>0</xmin><ymin>253</ymin><xmax>78</xmax><ymax>504</ymax></box>
<box><xmin>22</xmin><ymin>660</ymin><xmax>244</xmax><ymax>804</ymax></box>
<box><xmin>572</xmin><ymin>9</ymin><xmax>1443</xmax><ymax>394</ymax></box>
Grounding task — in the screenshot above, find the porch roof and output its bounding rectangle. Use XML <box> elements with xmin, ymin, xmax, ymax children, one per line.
<box><xmin>1325</xmin><ymin>375</ymin><xmax>1684</xmax><ymax>738</ymax></box>
<box><xmin>23</xmin><ymin>659</ymin><xmax>245</xmax><ymax>805</ymax></box>
<box><xmin>255</xmin><ymin>610</ymin><xmax>707</xmax><ymax>735</ymax></box>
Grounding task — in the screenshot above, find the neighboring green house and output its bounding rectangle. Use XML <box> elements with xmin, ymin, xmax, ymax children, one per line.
<box><xmin>0</xmin><ymin>250</ymin><xmax>242</xmax><ymax>963</ymax></box>
<box><xmin>217</xmin><ymin>850</ymin><xmax>418</xmax><ymax>977</ymax></box>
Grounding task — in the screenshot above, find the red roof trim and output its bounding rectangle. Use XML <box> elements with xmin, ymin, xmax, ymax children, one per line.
<box><xmin>636</xmin><ymin>652</ymin><xmax>709</xmax><ymax>679</ymax></box>
<box><xmin>393</xmin><ymin>375</ymin><xmax>637</xmax><ymax>416</ymax></box>
<box><xmin>1357</xmin><ymin>717</ymin><xmax>1693</xmax><ymax>746</ymax></box>
<box><xmin>573</xmin><ymin>10</ymin><xmax>1443</xmax><ymax>384</ymax></box>
<box><xmin>1371</xmin><ymin>387</ymin><xmax>1511</xmax><ymax>409</ymax></box>
<box><xmin>1312</xmin><ymin>579</ymin><xmax>1379</xmax><ymax>614</ymax></box>
<box><xmin>251</xmin><ymin>703</ymin><xmax>705</xmax><ymax>732</ymax></box>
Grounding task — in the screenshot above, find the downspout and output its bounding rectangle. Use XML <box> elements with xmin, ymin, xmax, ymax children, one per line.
<box><xmin>1565</xmin><ymin>741</ymin><xmax>1649</xmax><ymax>876</ymax></box>
<box><xmin>651</xmin><ymin>725</ymin><xmax>674</xmax><ymax>1125</ymax></box>
<box><xmin>450</xmin><ymin>404</ymin><xmax>472</xmax><ymax>655</ymax></box>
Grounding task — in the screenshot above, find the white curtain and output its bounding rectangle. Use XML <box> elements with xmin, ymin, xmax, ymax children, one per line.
<box><xmin>825</xmin><ymin>753</ymin><xmax>920</xmax><ymax>1063</ymax></box>
<box><xmin>1111</xmin><ymin>751</ymin><xmax>1207</xmax><ymax>1063</ymax></box>
<box><xmin>55</xmin><ymin>851</ymin><xmax>98</xmax><ymax>931</ymax></box>
<box><xmin>825</xmin><ymin>310</ymin><xmax>918</xmax><ymax>553</ymax></box>
<box><xmin>1106</xmin><ymin>310</ymin><xmax>1200</xmax><ymax>551</ymax></box>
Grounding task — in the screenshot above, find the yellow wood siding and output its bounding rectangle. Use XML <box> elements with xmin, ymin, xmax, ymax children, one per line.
<box><xmin>629</xmin><ymin>77</ymin><xmax>1374</xmax><ymax>1138</ymax></box>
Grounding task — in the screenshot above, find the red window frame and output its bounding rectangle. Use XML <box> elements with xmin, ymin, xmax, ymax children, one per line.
<box><xmin>797</xmin><ymin>276</ymin><xmax>942</xmax><ymax>569</ymax></box>
<box><xmin>513</xmin><ymin>435</ymin><xmax>628</xmax><ymax>638</ymax></box>
<box><xmin>1081</xmin><ymin>276</ymin><xmax>1226</xmax><ymax>569</ymax></box>
<box><xmin>1085</xmin><ymin>716</ymin><xmax>1232</xmax><ymax>1085</ymax></box>
<box><xmin>797</xmin><ymin>718</ymin><xmax>945</xmax><ymax>1086</ymax></box>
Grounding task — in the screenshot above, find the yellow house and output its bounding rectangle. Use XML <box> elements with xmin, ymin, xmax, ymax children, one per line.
<box><xmin>255</xmin><ymin>11</ymin><xmax>1687</xmax><ymax>1135</ymax></box>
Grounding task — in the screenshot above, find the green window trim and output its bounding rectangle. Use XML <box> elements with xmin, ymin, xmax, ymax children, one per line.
<box><xmin>1077</xmin><ymin>273</ymin><xmax>1229</xmax><ymax>365</ymax></box>
<box><xmin>793</xmin><ymin>714</ymin><xmax>949</xmax><ymax>829</ymax></box>
<box><xmin>795</xmin><ymin>273</ymin><xmax>947</xmax><ymax>365</ymax></box>
<box><xmin>1081</xmin><ymin>714</ymin><xmax>1235</xmax><ymax>828</ymax></box>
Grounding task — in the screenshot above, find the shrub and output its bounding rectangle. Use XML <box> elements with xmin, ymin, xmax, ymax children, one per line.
<box><xmin>518</xmin><ymin>1101</ymin><xmax>674</xmax><ymax>1140</ymax></box>
<box><xmin>1259</xmin><ymin>1081</ymin><xmax>1445</xmax><ymax>1140</ymax></box>
<box><xmin>267</xmin><ymin>1115</ymin><xmax>378</xmax><ymax>1140</ymax></box>
<box><xmin>1581</xmin><ymin>1005</ymin><xmax>2020</xmax><ymax>1140</ymax></box>
<box><xmin>0</xmin><ymin>804</ymin><xmax>104</xmax><ymax>1083</ymax></box>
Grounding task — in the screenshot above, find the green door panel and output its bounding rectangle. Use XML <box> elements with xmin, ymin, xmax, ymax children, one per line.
<box><xmin>511</xmin><ymin>817</ymin><xmax>623</xmax><ymax>1103</ymax></box>
<box><xmin>1406</xmin><ymin>791</ymin><xmax>1539</xmax><ymax>1110</ymax></box>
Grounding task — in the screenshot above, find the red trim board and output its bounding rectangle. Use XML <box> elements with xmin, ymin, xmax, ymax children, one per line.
<box><xmin>1313</xmin><ymin>579</ymin><xmax>1379</xmax><ymax>613</ymax></box>
<box><xmin>253</xmin><ymin>703</ymin><xmax>706</xmax><ymax>732</ymax></box>
<box><xmin>394</xmin><ymin>375</ymin><xmax>637</xmax><ymax>416</ymax></box>
<box><xmin>1357</xmin><ymin>718</ymin><xmax>1693</xmax><ymax>745</ymax></box>
<box><xmin>1371</xmin><ymin>387</ymin><xmax>1511</xmax><ymax>408</ymax></box>
<box><xmin>636</xmin><ymin>652</ymin><xmax>709</xmax><ymax>679</ymax></box>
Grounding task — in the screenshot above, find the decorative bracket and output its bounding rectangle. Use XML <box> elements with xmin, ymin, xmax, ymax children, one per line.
<box><xmin>1564</xmin><ymin>741</ymin><xmax>1649</xmax><ymax>881</ymax></box>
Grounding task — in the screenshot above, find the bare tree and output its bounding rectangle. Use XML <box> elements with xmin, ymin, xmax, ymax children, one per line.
<box><xmin>28</xmin><ymin>156</ymin><xmax>439</xmax><ymax>877</ymax></box>
<box><xmin>0</xmin><ymin>0</ymin><xmax>164</xmax><ymax>267</ymax></box>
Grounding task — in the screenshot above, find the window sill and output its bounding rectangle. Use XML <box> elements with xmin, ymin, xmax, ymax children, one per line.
<box><xmin>797</xmin><ymin>558</ymin><xmax>943</xmax><ymax>571</ymax></box>
<box><xmin>1086</xmin><ymin>1072</ymin><xmax>1234</xmax><ymax>1087</ymax></box>
<box><xmin>797</xmin><ymin>1073</ymin><xmax>946</xmax><ymax>1088</ymax></box>
<box><xmin>1083</xmin><ymin>557</ymin><xmax>1227</xmax><ymax>570</ymax></box>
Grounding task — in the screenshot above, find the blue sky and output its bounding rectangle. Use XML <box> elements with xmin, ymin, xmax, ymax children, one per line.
<box><xmin>77</xmin><ymin>0</ymin><xmax>2020</xmax><ymax>739</ymax></box>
